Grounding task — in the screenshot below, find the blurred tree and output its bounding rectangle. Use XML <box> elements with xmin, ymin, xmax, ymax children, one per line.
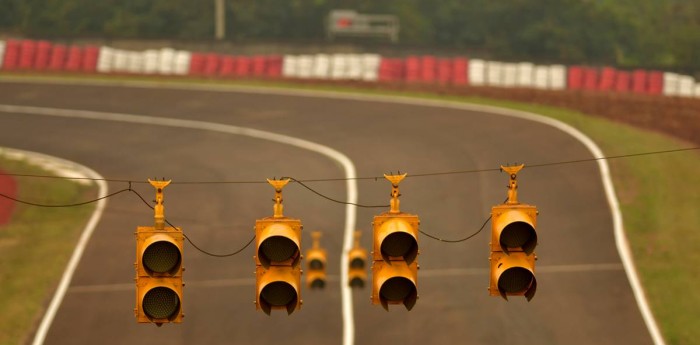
<box><xmin>1</xmin><ymin>0</ymin><xmax>698</xmax><ymax>71</ymax></box>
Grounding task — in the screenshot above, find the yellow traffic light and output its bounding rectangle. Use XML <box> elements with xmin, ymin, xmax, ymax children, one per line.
<box><xmin>135</xmin><ymin>179</ymin><xmax>184</xmax><ymax>326</ymax></box>
<box><xmin>255</xmin><ymin>179</ymin><xmax>302</xmax><ymax>315</ymax></box>
<box><xmin>371</xmin><ymin>174</ymin><xmax>419</xmax><ymax>311</ymax></box>
<box><xmin>489</xmin><ymin>165</ymin><xmax>538</xmax><ymax>301</ymax></box>
<box><xmin>306</xmin><ymin>231</ymin><xmax>327</xmax><ymax>289</ymax></box>
<box><xmin>348</xmin><ymin>231</ymin><xmax>368</xmax><ymax>288</ymax></box>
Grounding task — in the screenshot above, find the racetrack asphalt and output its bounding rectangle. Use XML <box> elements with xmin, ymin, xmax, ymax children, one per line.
<box><xmin>0</xmin><ymin>81</ymin><xmax>653</xmax><ymax>345</ymax></box>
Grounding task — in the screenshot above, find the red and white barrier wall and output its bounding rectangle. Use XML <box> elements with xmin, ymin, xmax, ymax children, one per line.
<box><xmin>96</xmin><ymin>47</ymin><xmax>192</xmax><ymax>75</ymax></box>
<box><xmin>0</xmin><ymin>40</ymin><xmax>5</xmax><ymax>70</ymax></box>
<box><xmin>466</xmin><ymin>60</ymin><xmax>567</xmax><ymax>90</ymax></box>
<box><xmin>282</xmin><ymin>54</ymin><xmax>380</xmax><ymax>81</ymax></box>
<box><xmin>567</xmin><ymin>66</ymin><xmax>669</xmax><ymax>95</ymax></box>
<box><xmin>1</xmin><ymin>39</ymin><xmax>699</xmax><ymax>98</ymax></box>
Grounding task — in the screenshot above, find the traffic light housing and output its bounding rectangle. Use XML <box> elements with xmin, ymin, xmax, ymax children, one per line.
<box><xmin>135</xmin><ymin>179</ymin><xmax>184</xmax><ymax>325</ymax></box>
<box><xmin>371</xmin><ymin>174</ymin><xmax>419</xmax><ymax>311</ymax></box>
<box><xmin>348</xmin><ymin>231</ymin><xmax>368</xmax><ymax>289</ymax></box>
<box><xmin>306</xmin><ymin>231</ymin><xmax>327</xmax><ymax>289</ymax></box>
<box><xmin>489</xmin><ymin>165</ymin><xmax>538</xmax><ymax>301</ymax></box>
<box><xmin>255</xmin><ymin>179</ymin><xmax>302</xmax><ymax>315</ymax></box>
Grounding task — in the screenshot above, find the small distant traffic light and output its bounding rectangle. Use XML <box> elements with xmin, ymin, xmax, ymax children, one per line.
<box><xmin>371</xmin><ymin>173</ymin><xmax>420</xmax><ymax>311</ymax></box>
<box><xmin>489</xmin><ymin>164</ymin><xmax>538</xmax><ymax>301</ymax></box>
<box><xmin>135</xmin><ymin>179</ymin><xmax>184</xmax><ymax>326</ymax></box>
<box><xmin>306</xmin><ymin>231</ymin><xmax>327</xmax><ymax>289</ymax></box>
<box><xmin>254</xmin><ymin>179</ymin><xmax>303</xmax><ymax>315</ymax></box>
<box><xmin>348</xmin><ymin>231</ymin><xmax>368</xmax><ymax>288</ymax></box>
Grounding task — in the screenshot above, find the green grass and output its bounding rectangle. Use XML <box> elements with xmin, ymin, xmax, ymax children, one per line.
<box><xmin>2</xmin><ymin>72</ymin><xmax>699</xmax><ymax>344</ymax></box>
<box><xmin>0</xmin><ymin>154</ymin><xmax>97</xmax><ymax>345</ymax></box>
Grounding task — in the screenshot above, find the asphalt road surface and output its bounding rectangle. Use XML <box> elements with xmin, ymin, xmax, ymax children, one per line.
<box><xmin>0</xmin><ymin>80</ymin><xmax>653</xmax><ymax>345</ymax></box>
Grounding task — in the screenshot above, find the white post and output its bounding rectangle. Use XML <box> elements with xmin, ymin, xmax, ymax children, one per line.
<box><xmin>215</xmin><ymin>0</ymin><xmax>225</xmax><ymax>40</ymax></box>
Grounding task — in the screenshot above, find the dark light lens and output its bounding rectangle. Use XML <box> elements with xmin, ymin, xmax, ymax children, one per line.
<box><xmin>261</xmin><ymin>281</ymin><xmax>296</xmax><ymax>306</ymax></box>
<box><xmin>380</xmin><ymin>277</ymin><xmax>414</xmax><ymax>301</ymax></box>
<box><xmin>349</xmin><ymin>277</ymin><xmax>365</xmax><ymax>288</ymax></box>
<box><xmin>350</xmin><ymin>258</ymin><xmax>365</xmax><ymax>269</ymax></box>
<box><xmin>260</xmin><ymin>236</ymin><xmax>298</xmax><ymax>262</ymax></box>
<box><xmin>501</xmin><ymin>221</ymin><xmax>536</xmax><ymax>249</ymax></box>
<box><xmin>309</xmin><ymin>259</ymin><xmax>324</xmax><ymax>270</ymax></box>
<box><xmin>499</xmin><ymin>267</ymin><xmax>534</xmax><ymax>293</ymax></box>
<box><xmin>143</xmin><ymin>241</ymin><xmax>181</xmax><ymax>274</ymax></box>
<box><xmin>310</xmin><ymin>278</ymin><xmax>326</xmax><ymax>289</ymax></box>
<box><xmin>143</xmin><ymin>287</ymin><xmax>180</xmax><ymax>319</ymax></box>
<box><xmin>381</xmin><ymin>232</ymin><xmax>416</xmax><ymax>258</ymax></box>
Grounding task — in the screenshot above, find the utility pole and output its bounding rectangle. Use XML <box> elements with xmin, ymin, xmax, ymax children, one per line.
<box><xmin>215</xmin><ymin>0</ymin><xmax>225</xmax><ymax>40</ymax></box>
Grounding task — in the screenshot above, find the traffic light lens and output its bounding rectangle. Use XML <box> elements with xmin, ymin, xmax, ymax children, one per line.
<box><xmin>350</xmin><ymin>258</ymin><xmax>365</xmax><ymax>269</ymax></box>
<box><xmin>501</xmin><ymin>221</ymin><xmax>537</xmax><ymax>253</ymax></box>
<box><xmin>309</xmin><ymin>259</ymin><xmax>324</xmax><ymax>270</ymax></box>
<box><xmin>310</xmin><ymin>278</ymin><xmax>326</xmax><ymax>289</ymax></box>
<box><xmin>143</xmin><ymin>287</ymin><xmax>180</xmax><ymax>320</ymax></box>
<box><xmin>143</xmin><ymin>241</ymin><xmax>181</xmax><ymax>274</ymax></box>
<box><xmin>261</xmin><ymin>281</ymin><xmax>296</xmax><ymax>306</ymax></box>
<box><xmin>381</xmin><ymin>232</ymin><xmax>417</xmax><ymax>259</ymax></box>
<box><xmin>499</xmin><ymin>267</ymin><xmax>534</xmax><ymax>293</ymax></box>
<box><xmin>260</xmin><ymin>236</ymin><xmax>298</xmax><ymax>262</ymax></box>
<box><xmin>380</xmin><ymin>277</ymin><xmax>415</xmax><ymax>301</ymax></box>
<box><xmin>350</xmin><ymin>277</ymin><xmax>365</xmax><ymax>288</ymax></box>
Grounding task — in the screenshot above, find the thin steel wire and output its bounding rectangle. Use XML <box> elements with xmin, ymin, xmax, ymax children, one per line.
<box><xmin>128</xmin><ymin>188</ymin><xmax>256</xmax><ymax>258</ymax></box>
<box><xmin>418</xmin><ymin>197</ymin><xmax>508</xmax><ymax>243</ymax></box>
<box><xmin>1</xmin><ymin>147</ymin><xmax>696</xmax><ymax>184</ymax></box>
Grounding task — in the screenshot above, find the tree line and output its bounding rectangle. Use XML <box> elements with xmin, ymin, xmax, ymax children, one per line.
<box><xmin>1</xmin><ymin>0</ymin><xmax>698</xmax><ymax>73</ymax></box>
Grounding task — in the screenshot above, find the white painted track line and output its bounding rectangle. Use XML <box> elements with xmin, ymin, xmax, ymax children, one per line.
<box><xmin>0</xmin><ymin>149</ymin><xmax>111</xmax><ymax>345</ymax></box>
<box><xmin>448</xmin><ymin>103</ymin><xmax>666</xmax><ymax>345</ymax></box>
<box><xmin>0</xmin><ymin>77</ymin><xmax>666</xmax><ymax>345</ymax></box>
<box><xmin>0</xmin><ymin>104</ymin><xmax>359</xmax><ymax>345</ymax></box>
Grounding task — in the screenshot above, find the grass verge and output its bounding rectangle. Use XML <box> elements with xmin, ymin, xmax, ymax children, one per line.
<box><xmin>2</xmin><ymin>73</ymin><xmax>698</xmax><ymax>344</ymax></box>
<box><xmin>0</xmin><ymin>154</ymin><xmax>97</xmax><ymax>345</ymax></box>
